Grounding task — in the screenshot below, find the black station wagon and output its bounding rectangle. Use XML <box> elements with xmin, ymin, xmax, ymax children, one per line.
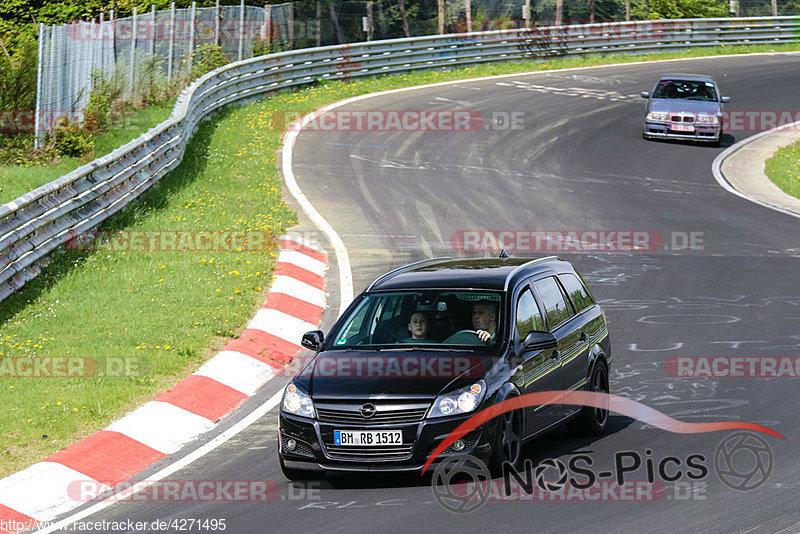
<box><xmin>278</xmin><ymin>256</ymin><xmax>611</xmax><ymax>479</ymax></box>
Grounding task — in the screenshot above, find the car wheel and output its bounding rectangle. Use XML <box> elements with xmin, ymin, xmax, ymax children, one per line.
<box><xmin>713</xmin><ymin>130</ymin><xmax>723</xmax><ymax>147</ymax></box>
<box><xmin>489</xmin><ymin>402</ymin><xmax>523</xmax><ymax>475</ymax></box>
<box><xmin>280</xmin><ymin>455</ymin><xmax>322</xmax><ymax>481</ymax></box>
<box><xmin>567</xmin><ymin>360</ymin><xmax>609</xmax><ymax>436</ymax></box>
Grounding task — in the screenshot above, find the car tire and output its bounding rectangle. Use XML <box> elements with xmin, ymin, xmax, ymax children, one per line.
<box><xmin>713</xmin><ymin>130</ymin><xmax>723</xmax><ymax>147</ymax></box>
<box><xmin>567</xmin><ymin>360</ymin><xmax>609</xmax><ymax>437</ymax></box>
<box><xmin>279</xmin><ymin>455</ymin><xmax>322</xmax><ymax>481</ymax></box>
<box><xmin>489</xmin><ymin>401</ymin><xmax>523</xmax><ymax>476</ymax></box>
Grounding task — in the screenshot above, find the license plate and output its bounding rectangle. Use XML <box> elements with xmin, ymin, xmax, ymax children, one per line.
<box><xmin>671</xmin><ymin>124</ymin><xmax>695</xmax><ymax>132</ymax></box>
<box><xmin>334</xmin><ymin>430</ymin><xmax>402</xmax><ymax>446</ymax></box>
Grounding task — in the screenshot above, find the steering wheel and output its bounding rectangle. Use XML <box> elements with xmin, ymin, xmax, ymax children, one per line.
<box><xmin>443</xmin><ymin>329</ymin><xmax>485</xmax><ymax>345</ymax></box>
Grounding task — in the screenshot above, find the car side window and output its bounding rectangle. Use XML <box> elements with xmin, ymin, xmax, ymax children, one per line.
<box><xmin>515</xmin><ymin>288</ymin><xmax>545</xmax><ymax>340</ymax></box>
<box><xmin>559</xmin><ymin>273</ymin><xmax>594</xmax><ymax>312</ymax></box>
<box><xmin>533</xmin><ymin>277</ymin><xmax>573</xmax><ymax>329</ymax></box>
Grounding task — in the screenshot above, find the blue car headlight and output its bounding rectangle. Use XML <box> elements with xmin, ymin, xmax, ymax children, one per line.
<box><xmin>646</xmin><ymin>112</ymin><xmax>668</xmax><ymax>121</ymax></box>
<box><xmin>282</xmin><ymin>383</ymin><xmax>315</xmax><ymax>418</ymax></box>
<box><xmin>428</xmin><ymin>381</ymin><xmax>486</xmax><ymax>418</ymax></box>
<box><xmin>696</xmin><ymin>114</ymin><xmax>720</xmax><ymax>125</ymax></box>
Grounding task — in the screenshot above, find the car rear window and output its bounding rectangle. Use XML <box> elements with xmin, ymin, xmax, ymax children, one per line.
<box><xmin>559</xmin><ymin>273</ymin><xmax>594</xmax><ymax>313</ymax></box>
<box><xmin>532</xmin><ymin>277</ymin><xmax>573</xmax><ymax>329</ymax></box>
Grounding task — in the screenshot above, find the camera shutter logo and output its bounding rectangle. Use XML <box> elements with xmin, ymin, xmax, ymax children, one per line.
<box><xmin>534</xmin><ymin>458</ymin><xmax>569</xmax><ymax>492</ymax></box>
<box><xmin>714</xmin><ymin>431</ymin><xmax>773</xmax><ymax>491</ymax></box>
<box><xmin>431</xmin><ymin>455</ymin><xmax>491</xmax><ymax>514</ymax></box>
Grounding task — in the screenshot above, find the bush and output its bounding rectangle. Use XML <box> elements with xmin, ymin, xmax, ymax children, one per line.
<box><xmin>0</xmin><ymin>133</ymin><xmax>58</xmax><ymax>166</ymax></box>
<box><xmin>190</xmin><ymin>44</ymin><xmax>229</xmax><ymax>80</ymax></box>
<box><xmin>47</xmin><ymin>117</ymin><xmax>94</xmax><ymax>158</ymax></box>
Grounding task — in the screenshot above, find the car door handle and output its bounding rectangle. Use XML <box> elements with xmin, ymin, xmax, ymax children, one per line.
<box><xmin>579</xmin><ymin>331</ymin><xmax>587</xmax><ymax>342</ymax></box>
<box><xmin>550</xmin><ymin>350</ymin><xmax>559</xmax><ymax>360</ymax></box>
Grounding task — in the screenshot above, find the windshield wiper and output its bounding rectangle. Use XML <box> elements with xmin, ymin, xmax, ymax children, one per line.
<box><xmin>380</xmin><ymin>346</ymin><xmax>474</xmax><ymax>352</ymax></box>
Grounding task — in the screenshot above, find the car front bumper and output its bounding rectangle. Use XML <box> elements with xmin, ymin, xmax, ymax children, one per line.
<box><xmin>644</xmin><ymin>120</ymin><xmax>721</xmax><ymax>142</ymax></box>
<box><xmin>278</xmin><ymin>411</ymin><xmax>491</xmax><ymax>473</ymax></box>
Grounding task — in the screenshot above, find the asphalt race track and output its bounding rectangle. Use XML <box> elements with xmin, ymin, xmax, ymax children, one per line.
<box><xmin>50</xmin><ymin>53</ymin><xmax>800</xmax><ymax>533</ymax></box>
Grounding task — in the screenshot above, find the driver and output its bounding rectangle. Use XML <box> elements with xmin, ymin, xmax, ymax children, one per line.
<box><xmin>472</xmin><ymin>300</ymin><xmax>497</xmax><ymax>344</ymax></box>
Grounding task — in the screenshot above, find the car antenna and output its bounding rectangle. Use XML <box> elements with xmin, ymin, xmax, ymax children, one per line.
<box><xmin>499</xmin><ymin>249</ymin><xmax>509</xmax><ymax>259</ymax></box>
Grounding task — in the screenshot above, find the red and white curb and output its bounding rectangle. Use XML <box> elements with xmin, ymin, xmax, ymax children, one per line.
<box><xmin>0</xmin><ymin>235</ymin><xmax>327</xmax><ymax>533</ymax></box>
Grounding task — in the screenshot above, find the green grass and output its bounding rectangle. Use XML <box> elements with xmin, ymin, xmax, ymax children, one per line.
<box><xmin>3</xmin><ymin>42</ymin><xmax>800</xmax><ymax>477</ymax></box>
<box><xmin>765</xmin><ymin>139</ymin><xmax>800</xmax><ymax>199</ymax></box>
<box><xmin>0</xmin><ymin>98</ymin><xmax>176</xmax><ymax>205</ymax></box>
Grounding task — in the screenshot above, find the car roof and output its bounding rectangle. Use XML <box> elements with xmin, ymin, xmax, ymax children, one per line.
<box><xmin>367</xmin><ymin>256</ymin><xmax>571</xmax><ymax>291</ymax></box>
<box><xmin>658</xmin><ymin>73</ymin><xmax>717</xmax><ymax>84</ymax></box>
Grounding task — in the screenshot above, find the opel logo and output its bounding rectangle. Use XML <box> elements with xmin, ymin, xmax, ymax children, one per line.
<box><xmin>360</xmin><ymin>403</ymin><xmax>377</xmax><ymax>418</ymax></box>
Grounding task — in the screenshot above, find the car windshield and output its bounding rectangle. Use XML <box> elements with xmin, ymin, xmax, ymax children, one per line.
<box><xmin>329</xmin><ymin>290</ymin><xmax>504</xmax><ymax>349</ymax></box>
<box><xmin>652</xmin><ymin>79</ymin><xmax>718</xmax><ymax>102</ymax></box>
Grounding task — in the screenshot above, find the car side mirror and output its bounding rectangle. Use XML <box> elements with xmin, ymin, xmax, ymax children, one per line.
<box><xmin>640</xmin><ymin>91</ymin><xmax>650</xmax><ymax>99</ymax></box>
<box><xmin>721</xmin><ymin>96</ymin><xmax>730</xmax><ymax>103</ymax></box>
<box><xmin>301</xmin><ymin>330</ymin><xmax>324</xmax><ymax>351</ymax></box>
<box><xmin>523</xmin><ymin>331</ymin><xmax>557</xmax><ymax>351</ymax></box>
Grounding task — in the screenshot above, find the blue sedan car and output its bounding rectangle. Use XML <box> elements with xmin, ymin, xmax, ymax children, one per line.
<box><xmin>641</xmin><ymin>74</ymin><xmax>730</xmax><ymax>146</ymax></box>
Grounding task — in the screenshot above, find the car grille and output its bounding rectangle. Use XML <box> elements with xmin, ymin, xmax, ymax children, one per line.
<box><xmin>670</xmin><ymin>114</ymin><xmax>694</xmax><ymax>123</ymax></box>
<box><xmin>316</xmin><ymin>402</ymin><xmax>430</xmax><ymax>426</ymax></box>
<box><xmin>325</xmin><ymin>443</ymin><xmax>415</xmax><ymax>461</ymax></box>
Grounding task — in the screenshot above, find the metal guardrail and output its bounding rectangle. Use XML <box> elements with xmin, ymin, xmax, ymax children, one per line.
<box><xmin>2</xmin><ymin>16</ymin><xmax>799</xmax><ymax>303</ymax></box>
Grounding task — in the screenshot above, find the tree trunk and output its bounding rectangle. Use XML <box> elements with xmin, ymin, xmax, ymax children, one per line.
<box><xmin>328</xmin><ymin>1</ymin><xmax>344</xmax><ymax>44</ymax></box>
<box><xmin>398</xmin><ymin>0</ymin><xmax>411</xmax><ymax>37</ymax></box>
<box><xmin>438</xmin><ymin>0</ymin><xmax>444</xmax><ymax>34</ymax></box>
<box><xmin>555</xmin><ymin>0</ymin><xmax>563</xmax><ymax>25</ymax></box>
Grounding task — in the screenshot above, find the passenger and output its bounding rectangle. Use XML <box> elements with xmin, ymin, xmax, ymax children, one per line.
<box><xmin>430</xmin><ymin>295</ymin><xmax>459</xmax><ymax>341</ymax></box>
<box><xmin>472</xmin><ymin>300</ymin><xmax>498</xmax><ymax>344</ymax></box>
<box><xmin>401</xmin><ymin>311</ymin><xmax>438</xmax><ymax>344</ymax></box>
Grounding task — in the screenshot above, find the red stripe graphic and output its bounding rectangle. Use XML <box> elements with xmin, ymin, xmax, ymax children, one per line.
<box><xmin>264</xmin><ymin>292</ymin><xmax>324</xmax><ymax>324</ymax></box>
<box><xmin>422</xmin><ymin>391</ymin><xmax>785</xmax><ymax>474</ymax></box>
<box><xmin>155</xmin><ymin>375</ymin><xmax>249</xmax><ymax>421</ymax></box>
<box><xmin>274</xmin><ymin>262</ymin><xmax>325</xmax><ymax>290</ymax></box>
<box><xmin>46</xmin><ymin>431</ymin><xmax>166</xmax><ymax>487</ymax></box>
<box><xmin>279</xmin><ymin>238</ymin><xmax>328</xmax><ymax>263</ymax></box>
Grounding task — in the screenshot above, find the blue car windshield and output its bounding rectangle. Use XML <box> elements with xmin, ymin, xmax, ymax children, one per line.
<box><xmin>653</xmin><ymin>80</ymin><xmax>718</xmax><ymax>102</ymax></box>
<box><xmin>330</xmin><ymin>290</ymin><xmax>504</xmax><ymax>349</ymax></box>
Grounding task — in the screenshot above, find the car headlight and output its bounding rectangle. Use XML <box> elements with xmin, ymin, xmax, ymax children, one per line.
<box><xmin>696</xmin><ymin>114</ymin><xmax>720</xmax><ymax>125</ymax></box>
<box><xmin>282</xmin><ymin>383</ymin><xmax>315</xmax><ymax>418</ymax></box>
<box><xmin>428</xmin><ymin>381</ymin><xmax>487</xmax><ymax>418</ymax></box>
<box><xmin>646</xmin><ymin>112</ymin><xmax>668</xmax><ymax>121</ymax></box>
